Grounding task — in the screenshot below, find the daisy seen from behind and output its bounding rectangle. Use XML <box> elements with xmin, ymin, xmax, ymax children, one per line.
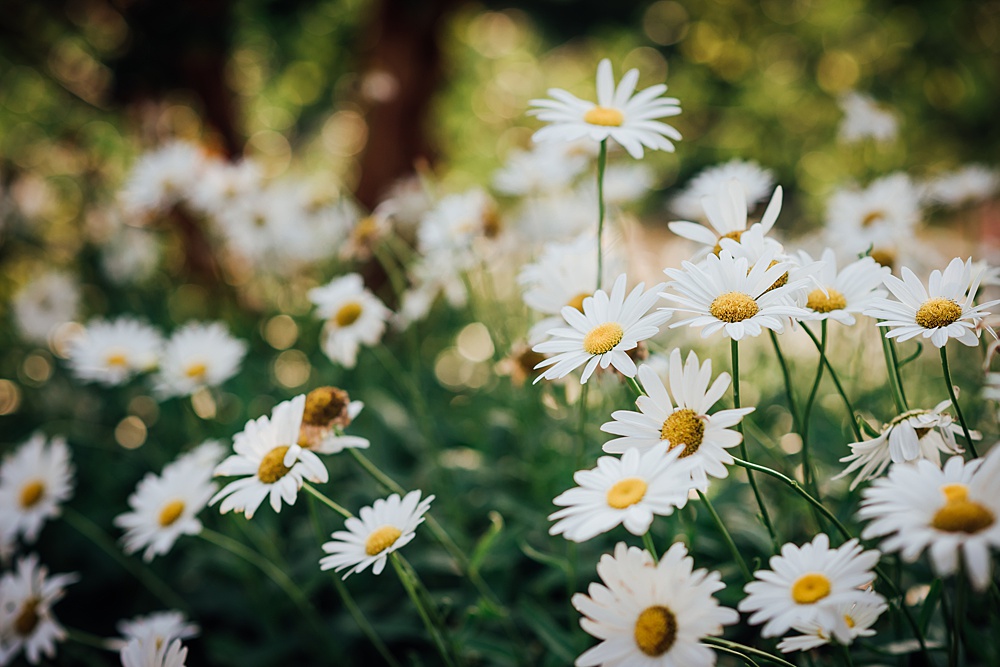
<box><xmin>864</xmin><ymin>257</ymin><xmax>999</xmax><ymax>348</ymax></box>
<box><xmin>858</xmin><ymin>447</ymin><xmax>1000</xmax><ymax>590</ymax></box>
<box><xmin>296</xmin><ymin>386</ymin><xmax>370</xmax><ymax>455</ymax></box>
<box><xmin>738</xmin><ymin>533</ymin><xmax>882</xmax><ymax>643</ymax></box>
<box><xmin>776</xmin><ymin>591</ymin><xmax>887</xmax><ymax>653</ymax></box>
<box><xmin>601</xmin><ymin>352</ymin><xmax>754</xmax><ymax>490</ymax></box>
<box><xmin>211</xmin><ymin>395</ymin><xmax>328</xmax><ymax>519</ymax></box>
<box><xmin>0</xmin><ymin>554</ymin><xmax>78</xmax><ymax>666</ymax></box>
<box><xmin>668</xmin><ymin>179</ymin><xmax>783</xmax><ymax>258</ymax></box>
<box><xmin>529</xmin><ymin>58</ymin><xmax>682</xmax><ymax>159</ymax></box>
<box><xmin>573</xmin><ymin>541</ymin><xmax>738</xmax><ymax>666</ymax></box>
<box><xmin>319</xmin><ymin>490</ymin><xmax>433</xmax><ymax>579</ymax></box>
<box><xmin>66</xmin><ymin>317</ymin><xmax>162</xmax><ymax>386</ymax></box>
<box><xmin>532</xmin><ymin>273</ymin><xmax>669</xmax><ymax>383</ymax></box>
<box><xmin>793</xmin><ymin>249</ymin><xmax>889</xmax><ymax>325</ymax></box>
<box><xmin>309</xmin><ymin>273</ymin><xmax>392</xmax><ymax>369</ymax></box>
<box><xmin>154</xmin><ymin>321</ymin><xmax>247</xmax><ymax>398</ymax></box>
<box><xmin>549</xmin><ymin>442</ymin><xmax>694</xmax><ymax>543</ymax></box>
<box><xmin>0</xmin><ymin>434</ymin><xmax>74</xmax><ymax>547</ymax></box>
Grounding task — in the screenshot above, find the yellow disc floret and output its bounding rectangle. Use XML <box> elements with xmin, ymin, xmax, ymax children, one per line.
<box><xmin>158</xmin><ymin>500</ymin><xmax>186</xmax><ymax>527</ymax></box>
<box><xmin>185</xmin><ymin>362</ymin><xmax>208</xmax><ymax>379</ymax></box>
<box><xmin>806</xmin><ymin>288</ymin><xmax>847</xmax><ymax>313</ymax></box>
<box><xmin>915</xmin><ymin>298</ymin><xmax>963</xmax><ymax>329</ymax></box>
<box><xmin>106</xmin><ymin>352</ymin><xmax>128</xmax><ymax>367</ymax></box>
<box><xmin>583</xmin><ymin>106</ymin><xmax>624</xmax><ymax>127</ymax></box>
<box><xmin>605</xmin><ymin>478</ymin><xmax>648</xmax><ymax>509</ymax></box>
<box><xmin>931</xmin><ymin>483</ymin><xmax>995</xmax><ymax>534</ymax></box>
<box><xmin>712</xmin><ymin>230</ymin><xmax>743</xmax><ymax>256</ymax></box>
<box><xmin>583</xmin><ymin>322</ymin><xmax>624</xmax><ymax>355</ymax></box>
<box><xmin>19</xmin><ymin>480</ymin><xmax>45</xmax><ymax>508</ymax></box>
<box><xmin>709</xmin><ymin>292</ymin><xmax>759</xmax><ymax>323</ymax></box>
<box><xmin>302</xmin><ymin>386</ymin><xmax>351</xmax><ymax>427</ymax></box>
<box><xmin>14</xmin><ymin>598</ymin><xmax>40</xmax><ymax>636</ymax></box>
<box><xmin>791</xmin><ymin>573</ymin><xmax>832</xmax><ymax>604</ymax></box>
<box><xmin>258</xmin><ymin>446</ymin><xmax>293</xmax><ymax>484</ymax></box>
<box><xmin>566</xmin><ymin>293</ymin><xmax>590</xmax><ymax>312</ymax></box>
<box><xmin>634</xmin><ymin>605</ymin><xmax>678</xmax><ymax>657</ymax></box>
<box><xmin>660</xmin><ymin>409</ymin><xmax>706</xmax><ymax>457</ymax></box>
<box><xmin>365</xmin><ymin>525</ymin><xmax>402</xmax><ymax>556</ymax></box>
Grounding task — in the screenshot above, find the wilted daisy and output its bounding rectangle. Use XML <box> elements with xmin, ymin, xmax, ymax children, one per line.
<box><xmin>573</xmin><ymin>541</ymin><xmax>738</xmax><ymax>666</ymax></box>
<box><xmin>297</xmin><ymin>386</ymin><xmax>370</xmax><ymax>455</ymax></box>
<box><xmin>12</xmin><ymin>272</ymin><xmax>80</xmax><ymax>344</ymax></box>
<box><xmin>838</xmin><ymin>92</ymin><xmax>897</xmax><ymax>143</ymax></box>
<box><xmin>529</xmin><ymin>58</ymin><xmax>682</xmax><ymax>159</ymax></box>
<box><xmin>668</xmin><ymin>160</ymin><xmax>776</xmax><ymax>222</ymax></box>
<box><xmin>777</xmin><ymin>592</ymin><xmax>887</xmax><ymax>653</ymax></box>
<box><xmin>532</xmin><ymin>273</ymin><xmax>670</xmax><ymax>383</ymax></box>
<box><xmin>836</xmin><ymin>400</ymin><xmax>974</xmax><ymax>490</ymax></box>
<box><xmin>319</xmin><ymin>490</ymin><xmax>433</xmax><ymax>579</ymax></box>
<box><xmin>921</xmin><ymin>165</ymin><xmax>999</xmax><ymax>208</ymax></box>
<box><xmin>602</xmin><ymin>353</ymin><xmax>753</xmax><ymax>489</ymax></box>
<box><xmin>120</xmin><ymin>141</ymin><xmax>205</xmax><ymax>216</ymax></box>
<box><xmin>864</xmin><ymin>257</ymin><xmax>999</xmax><ymax>348</ymax></box>
<box><xmin>112</xmin><ymin>611</ymin><xmax>199</xmax><ymax>650</ymax></box>
<box><xmin>793</xmin><ymin>249</ymin><xmax>889</xmax><ymax>325</ymax></box>
<box><xmin>549</xmin><ymin>443</ymin><xmax>693</xmax><ymax>542</ymax></box>
<box><xmin>668</xmin><ymin>179</ymin><xmax>783</xmax><ymax>258</ymax></box>
<box><xmin>120</xmin><ymin>637</ymin><xmax>188</xmax><ymax>667</ymax></box>
<box><xmin>0</xmin><ymin>434</ymin><xmax>74</xmax><ymax>547</ymax></box>
<box><xmin>66</xmin><ymin>317</ymin><xmax>162</xmax><ymax>386</ymax></box>
<box><xmin>154</xmin><ymin>322</ymin><xmax>247</xmax><ymax>398</ymax></box>
<box><xmin>661</xmin><ymin>249</ymin><xmax>813</xmax><ymax>340</ymax></box>
<box><xmin>0</xmin><ymin>554</ymin><xmax>78</xmax><ymax>665</ymax></box>
<box><xmin>211</xmin><ymin>395</ymin><xmax>329</xmax><ymax>519</ymax></box>
<box><xmin>858</xmin><ymin>448</ymin><xmax>1000</xmax><ymax>590</ymax></box>
<box><xmin>114</xmin><ymin>453</ymin><xmax>217</xmax><ymax>562</ymax></box>
<box><xmin>309</xmin><ymin>273</ymin><xmax>392</xmax><ymax>369</ymax></box>
<box><xmin>738</xmin><ymin>534</ymin><xmax>881</xmax><ymax>643</ymax></box>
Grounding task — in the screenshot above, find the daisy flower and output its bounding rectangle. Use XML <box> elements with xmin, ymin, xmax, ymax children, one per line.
<box><xmin>661</xmin><ymin>249</ymin><xmax>813</xmax><ymax>340</ymax></box>
<box><xmin>120</xmin><ymin>141</ymin><xmax>205</xmax><ymax>216</ymax></box>
<box><xmin>114</xmin><ymin>454</ymin><xmax>217</xmax><ymax>562</ymax></box>
<box><xmin>777</xmin><ymin>592</ymin><xmax>887</xmax><ymax>653</ymax></box>
<box><xmin>417</xmin><ymin>188</ymin><xmax>499</xmax><ymax>259</ymax></box>
<box><xmin>573</xmin><ymin>541</ymin><xmax>738</xmax><ymax>666</ymax></box>
<box><xmin>493</xmin><ymin>143</ymin><xmax>588</xmax><ymax>197</ymax></box>
<box><xmin>66</xmin><ymin>317</ymin><xmax>162</xmax><ymax>386</ymax></box>
<box><xmin>319</xmin><ymin>490</ymin><xmax>433</xmax><ymax>579</ymax></box>
<box><xmin>0</xmin><ymin>554</ymin><xmax>78</xmax><ymax>665</ymax></box>
<box><xmin>112</xmin><ymin>611</ymin><xmax>199</xmax><ymax>650</ymax></box>
<box><xmin>838</xmin><ymin>92</ymin><xmax>897</xmax><ymax>143</ymax></box>
<box><xmin>12</xmin><ymin>271</ymin><xmax>80</xmax><ymax>344</ymax></box>
<box><xmin>188</xmin><ymin>157</ymin><xmax>263</xmax><ymax>216</ymax></box>
<box><xmin>120</xmin><ymin>637</ymin><xmax>188</xmax><ymax>667</ymax></box>
<box><xmin>738</xmin><ymin>534</ymin><xmax>881</xmax><ymax>643</ymax></box>
<box><xmin>793</xmin><ymin>249</ymin><xmax>889</xmax><ymax>325</ymax></box>
<box><xmin>297</xmin><ymin>386</ymin><xmax>370</xmax><ymax>455</ymax></box>
<box><xmin>309</xmin><ymin>273</ymin><xmax>392</xmax><ymax>369</ymax></box>
<box><xmin>211</xmin><ymin>395</ymin><xmax>329</xmax><ymax>519</ymax></box>
<box><xmin>529</xmin><ymin>58</ymin><xmax>682</xmax><ymax>159</ymax></box>
<box><xmin>836</xmin><ymin>400</ymin><xmax>974</xmax><ymax>490</ymax></box>
<box><xmin>601</xmin><ymin>352</ymin><xmax>754</xmax><ymax>489</ymax></box>
<box><xmin>154</xmin><ymin>322</ymin><xmax>247</xmax><ymax>398</ymax></box>
<box><xmin>668</xmin><ymin>159</ymin><xmax>775</xmax><ymax>222</ymax></box>
<box><xmin>0</xmin><ymin>434</ymin><xmax>74</xmax><ymax>547</ymax></box>
<box><xmin>921</xmin><ymin>165</ymin><xmax>999</xmax><ymax>208</ymax></box>
<box><xmin>532</xmin><ymin>273</ymin><xmax>670</xmax><ymax>384</ymax></box>
<box><xmin>864</xmin><ymin>257</ymin><xmax>1000</xmax><ymax>348</ymax></box>
<box><xmin>668</xmin><ymin>179</ymin><xmax>783</xmax><ymax>258</ymax></box>
<box><xmin>549</xmin><ymin>443</ymin><xmax>694</xmax><ymax>543</ymax></box>
<box><xmin>858</xmin><ymin>448</ymin><xmax>1000</xmax><ymax>590</ymax></box>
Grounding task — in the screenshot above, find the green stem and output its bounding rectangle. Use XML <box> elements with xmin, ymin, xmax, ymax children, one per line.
<box><xmin>877</xmin><ymin>324</ymin><xmax>908</xmax><ymax>413</ymax></box>
<box><xmin>596</xmin><ymin>139</ymin><xmax>608</xmax><ymax>291</ymax></box>
<box><xmin>709</xmin><ymin>643</ymin><xmax>762</xmax><ymax>666</ymax></box>
<box><xmin>800</xmin><ymin>320</ymin><xmax>827</xmax><ymax>499</ymax></box>
<box><xmin>697</xmin><ymin>490</ymin><xmax>752</xmax><ymax>583</ymax></box>
<box><xmin>65</xmin><ymin>628</ymin><xmax>115</xmax><ymax>652</ymax></box>
<box><xmin>625</xmin><ymin>375</ymin><xmax>643</xmax><ymax>398</ymax></box>
<box><xmin>391</xmin><ymin>554</ymin><xmax>459</xmax><ymax>667</ymax></box>
<box><xmin>642</xmin><ymin>532</ymin><xmax>658</xmax><ymax>561</ymax></box>
<box><xmin>62</xmin><ymin>507</ymin><xmax>187</xmax><ymax>611</ymax></box>
<box><xmin>302</xmin><ymin>481</ymin><xmax>353</xmax><ymax>518</ymax></box>
<box><xmin>840</xmin><ymin>643</ymin><xmax>856</xmax><ymax>667</ymax></box>
<box><xmin>802</xmin><ymin>324</ymin><xmax>862</xmax><ymax>441</ymax></box>
<box><xmin>887</xmin><ymin>336</ymin><xmax>910</xmax><ymax>407</ymax></box>
<box><xmin>950</xmin><ymin>569</ymin><xmax>967</xmax><ymax>667</ymax></box>
<box><xmin>768</xmin><ymin>331</ymin><xmax>801</xmax><ymax>433</ymax></box>
<box><xmin>939</xmin><ymin>346</ymin><xmax>979</xmax><ymax>458</ymax></box>
<box><xmin>731</xmin><ymin>338</ymin><xmax>779</xmax><ymax>551</ymax></box>
<box><xmin>701</xmin><ymin>637</ymin><xmax>798</xmax><ymax>667</ymax></box>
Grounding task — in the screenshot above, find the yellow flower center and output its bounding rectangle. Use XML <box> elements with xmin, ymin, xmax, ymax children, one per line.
<box><xmin>660</xmin><ymin>408</ymin><xmax>706</xmax><ymax>457</ymax></box>
<box><xmin>583</xmin><ymin>322</ymin><xmax>624</xmax><ymax>355</ymax></box>
<box><xmin>931</xmin><ymin>483</ymin><xmax>995</xmax><ymax>534</ymax></box>
<box><xmin>14</xmin><ymin>598</ymin><xmax>40</xmax><ymax>636</ymax></box>
<box><xmin>566</xmin><ymin>292</ymin><xmax>590</xmax><ymax>313</ymax></box>
<box><xmin>755</xmin><ymin>259</ymin><xmax>788</xmax><ymax>294</ymax></box>
<box><xmin>19</xmin><ymin>480</ymin><xmax>45</xmax><ymax>508</ymax></box>
<box><xmin>869</xmin><ymin>248</ymin><xmax>895</xmax><ymax>269</ymax></box>
<box><xmin>845</xmin><ymin>614</ymin><xmax>856</xmax><ymax>629</ymax></box>
<box><xmin>791</xmin><ymin>573</ymin><xmax>832</xmax><ymax>604</ymax></box>
<box><xmin>914</xmin><ymin>298</ymin><xmax>963</xmax><ymax>329</ymax></box>
<box><xmin>302</xmin><ymin>386</ymin><xmax>351</xmax><ymax>427</ymax></box>
<box><xmin>606</xmin><ymin>478</ymin><xmax>648</xmax><ymax>509</ymax></box>
<box><xmin>634</xmin><ymin>605</ymin><xmax>678</xmax><ymax>657</ymax></box>
<box><xmin>365</xmin><ymin>525</ymin><xmax>403</xmax><ymax>556</ymax></box>
<box><xmin>709</xmin><ymin>292</ymin><xmax>759</xmax><ymax>323</ymax></box>
<box><xmin>185</xmin><ymin>362</ymin><xmax>208</xmax><ymax>379</ymax></box>
<box><xmin>861</xmin><ymin>211</ymin><xmax>885</xmax><ymax>227</ymax></box>
<box><xmin>158</xmin><ymin>500</ymin><xmax>186</xmax><ymax>527</ymax></box>
<box><xmin>806</xmin><ymin>288</ymin><xmax>847</xmax><ymax>313</ymax></box>
<box><xmin>334</xmin><ymin>301</ymin><xmax>364</xmax><ymax>327</ymax></box>
<box><xmin>106</xmin><ymin>352</ymin><xmax>129</xmax><ymax>367</ymax></box>
<box><xmin>712</xmin><ymin>230</ymin><xmax>743</xmax><ymax>256</ymax></box>
<box><xmin>257</xmin><ymin>446</ymin><xmax>293</xmax><ymax>484</ymax></box>
<box><xmin>583</xmin><ymin>106</ymin><xmax>624</xmax><ymax>127</ymax></box>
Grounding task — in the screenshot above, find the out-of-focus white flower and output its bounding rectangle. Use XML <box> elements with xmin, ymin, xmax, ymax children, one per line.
<box><xmin>119</xmin><ymin>637</ymin><xmax>188</xmax><ymax>667</ymax></box>
<box><xmin>838</xmin><ymin>92</ymin><xmax>897</xmax><ymax>143</ymax></box>
<box><xmin>493</xmin><ymin>143</ymin><xmax>588</xmax><ymax>196</ymax></box>
<box><xmin>154</xmin><ymin>322</ymin><xmax>247</xmax><ymax>398</ymax></box>
<box><xmin>0</xmin><ymin>435</ymin><xmax>74</xmax><ymax>548</ymax></box>
<box><xmin>112</xmin><ymin>611</ymin><xmax>198</xmax><ymax>651</ymax></box>
<box><xmin>101</xmin><ymin>226</ymin><xmax>161</xmax><ymax>285</ymax></box>
<box><xmin>12</xmin><ymin>272</ymin><xmax>80</xmax><ymax>344</ymax></box>
<box><xmin>668</xmin><ymin>160</ymin><xmax>775</xmax><ymax>221</ymax></box>
<box><xmin>66</xmin><ymin>317</ymin><xmax>162</xmax><ymax>386</ymax></box>
<box><xmin>120</xmin><ymin>141</ymin><xmax>205</xmax><ymax>216</ymax></box>
<box><xmin>668</xmin><ymin>179</ymin><xmax>783</xmax><ymax>259</ymax></box>
<box><xmin>309</xmin><ymin>274</ymin><xmax>392</xmax><ymax>369</ymax></box>
<box><xmin>417</xmin><ymin>188</ymin><xmax>499</xmax><ymax>261</ymax></box>
<box><xmin>510</xmin><ymin>191</ymin><xmax>595</xmax><ymax>243</ymax></box>
<box><xmin>188</xmin><ymin>158</ymin><xmax>264</xmax><ymax>216</ymax></box>
<box><xmin>921</xmin><ymin>165</ymin><xmax>1000</xmax><ymax>208</ymax></box>
<box><xmin>777</xmin><ymin>593</ymin><xmax>887</xmax><ymax>653</ymax></box>
<box><xmin>0</xmin><ymin>554</ymin><xmax>78</xmax><ymax>665</ymax></box>
<box><xmin>598</xmin><ymin>163</ymin><xmax>654</xmax><ymax>205</ymax></box>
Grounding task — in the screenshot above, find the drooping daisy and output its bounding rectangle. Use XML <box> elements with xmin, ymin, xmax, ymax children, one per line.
<box><xmin>792</xmin><ymin>249</ymin><xmax>889</xmax><ymax>325</ymax></box>
<box><xmin>858</xmin><ymin>448</ymin><xmax>1000</xmax><ymax>590</ymax></box>
<box><xmin>0</xmin><ymin>554</ymin><xmax>78</xmax><ymax>665</ymax></box>
<box><xmin>12</xmin><ymin>272</ymin><xmax>80</xmax><ymax>344</ymax></box>
<box><xmin>154</xmin><ymin>322</ymin><xmax>247</xmax><ymax>398</ymax></box>
<box><xmin>120</xmin><ymin>141</ymin><xmax>205</xmax><ymax>216</ymax></box>
<box><xmin>309</xmin><ymin>273</ymin><xmax>392</xmax><ymax>369</ymax></box>
<box><xmin>661</xmin><ymin>249</ymin><xmax>813</xmax><ymax>340</ymax></box>
<box><xmin>836</xmin><ymin>400</ymin><xmax>974</xmax><ymax>490</ymax></box>
<box><xmin>864</xmin><ymin>257</ymin><xmax>999</xmax><ymax>348</ymax></box>
<box><xmin>296</xmin><ymin>386</ymin><xmax>370</xmax><ymax>455</ymax></box>
<box><xmin>549</xmin><ymin>443</ymin><xmax>694</xmax><ymax>543</ymax></box>
<box><xmin>0</xmin><ymin>435</ymin><xmax>74</xmax><ymax>547</ymax></box>
<box><xmin>112</xmin><ymin>611</ymin><xmax>199</xmax><ymax>650</ymax></box>
<box><xmin>529</xmin><ymin>58</ymin><xmax>682</xmax><ymax>159</ymax></box>
<box><xmin>777</xmin><ymin>592</ymin><xmax>887</xmax><ymax>653</ymax></box>
<box><xmin>114</xmin><ymin>454</ymin><xmax>217</xmax><ymax>562</ymax></box>
<box><xmin>602</xmin><ymin>352</ymin><xmax>754</xmax><ymax>489</ymax></box>
<box><xmin>738</xmin><ymin>534</ymin><xmax>881</xmax><ymax>643</ymax></box>
<box><xmin>532</xmin><ymin>273</ymin><xmax>670</xmax><ymax>384</ymax></box>
<box><xmin>319</xmin><ymin>490</ymin><xmax>433</xmax><ymax>579</ymax></box>
<box><xmin>921</xmin><ymin>165</ymin><xmax>1000</xmax><ymax>208</ymax></box>
<box><xmin>837</xmin><ymin>92</ymin><xmax>897</xmax><ymax>143</ymax></box>
<box><xmin>668</xmin><ymin>179</ymin><xmax>783</xmax><ymax>259</ymax></box>
<box><xmin>573</xmin><ymin>541</ymin><xmax>738</xmax><ymax>666</ymax></box>
<box><xmin>668</xmin><ymin>160</ymin><xmax>776</xmax><ymax>222</ymax></box>
<box><xmin>120</xmin><ymin>637</ymin><xmax>188</xmax><ymax>667</ymax></box>
<box><xmin>211</xmin><ymin>395</ymin><xmax>329</xmax><ymax>519</ymax></box>
<box><xmin>66</xmin><ymin>317</ymin><xmax>162</xmax><ymax>386</ymax></box>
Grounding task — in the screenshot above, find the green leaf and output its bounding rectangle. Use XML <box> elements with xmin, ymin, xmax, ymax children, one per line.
<box><xmin>470</xmin><ymin>511</ymin><xmax>504</xmax><ymax>577</ymax></box>
<box><xmin>520</xmin><ymin>600</ymin><xmax>577</xmax><ymax>664</ymax></box>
